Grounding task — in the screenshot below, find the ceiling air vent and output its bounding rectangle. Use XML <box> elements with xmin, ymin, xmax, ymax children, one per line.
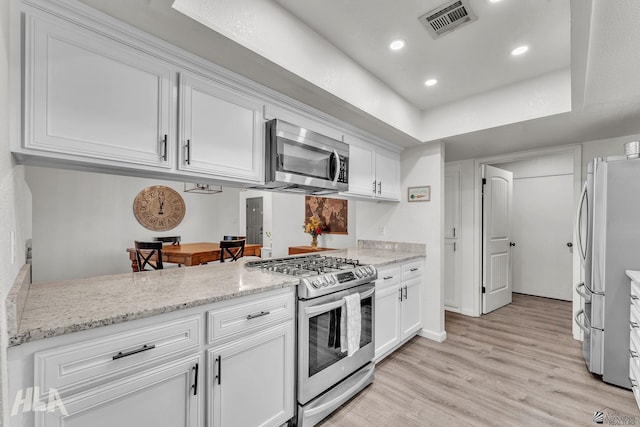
<box><xmin>418</xmin><ymin>0</ymin><xmax>478</xmax><ymax>39</ymax></box>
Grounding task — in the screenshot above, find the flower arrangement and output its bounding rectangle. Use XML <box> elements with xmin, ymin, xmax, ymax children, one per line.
<box><xmin>304</xmin><ymin>216</ymin><xmax>323</xmax><ymax>237</ymax></box>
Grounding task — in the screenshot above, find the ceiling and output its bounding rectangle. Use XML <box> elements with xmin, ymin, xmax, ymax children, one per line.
<box><xmin>79</xmin><ymin>0</ymin><xmax>640</xmax><ymax>161</ymax></box>
<box><xmin>273</xmin><ymin>0</ymin><xmax>570</xmax><ymax>111</ymax></box>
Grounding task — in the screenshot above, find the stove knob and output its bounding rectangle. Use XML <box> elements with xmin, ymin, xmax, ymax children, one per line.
<box><xmin>311</xmin><ymin>279</ymin><xmax>321</xmax><ymax>288</ymax></box>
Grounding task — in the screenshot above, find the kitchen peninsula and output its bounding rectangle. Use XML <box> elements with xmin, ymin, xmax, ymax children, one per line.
<box><xmin>7</xmin><ymin>243</ymin><xmax>425</xmax><ymax>427</ymax></box>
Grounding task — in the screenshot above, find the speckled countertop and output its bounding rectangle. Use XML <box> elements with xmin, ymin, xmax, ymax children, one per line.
<box><xmin>9</xmin><ymin>243</ymin><xmax>425</xmax><ymax>347</ymax></box>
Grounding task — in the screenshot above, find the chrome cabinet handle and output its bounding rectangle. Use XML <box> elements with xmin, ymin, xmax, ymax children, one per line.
<box><xmin>378</xmin><ymin>181</ymin><xmax>381</xmax><ymax>194</ymax></box>
<box><xmin>372</xmin><ymin>180</ymin><xmax>376</xmax><ymax>194</ymax></box>
<box><xmin>185</xmin><ymin>139</ymin><xmax>191</xmax><ymax>165</ymax></box>
<box><xmin>383</xmin><ymin>276</ymin><xmax>394</xmax><ymax>280</ymax></box>
<box><xmin>216</xmin><ymin>355</ymin><xmax>222</xmax><ymax>385</ymax></box>
<box><xmin>631</xmin><ymin>321</ymin><xmax>640</xmax><ymax>329</ymax></box>
<box><xmin>191</xmin><ymin>363</ymin><xmax>199</xmax><ymax>396</ymax></box>
<box><xmin>630</xmin><ymin>349</ymin><xmax>639</xmax><ymax>358</ymax></box>
<box><xmin>403</xmin><ymin>285</ymin><xmax>408</xmax><ymax>300</ymax></box>
<box><xmin>398</xmin><ymin>288</ymin><xmax>403</xmax><ymax>302</ymax></box>
<box><xmin>632</xmin><ymin>295</ymin><xmax>640</xmax><ymax>301</ymax></box>
<box><xmin>410</xmin><ymin>268</ymin><xmax>419</xmax><ymax>272</ymax></box>
<box><xmin>112</xmin><ymin>344</ymin><xmax>155</xmax><ymax>360</ymax></box>
<box><xmin>630</xmin><ymin>377</ymin><xmax>638</xmax><ymax>388</ymax></box>
<box><xmin>162</xmin><ymin>134</ymin><xmax>168</xmax><ymax>161</ymax></box>
<box><xmin>246</xmin><ymin>310</ymin><xmax>270</xmax><ymax>320</ymax></box>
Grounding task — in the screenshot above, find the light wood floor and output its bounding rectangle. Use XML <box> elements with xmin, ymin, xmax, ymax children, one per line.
<box><xmin>320</xmin><ymin>294</ymin><xmax>639</xmax><ymax>426</ymax></box>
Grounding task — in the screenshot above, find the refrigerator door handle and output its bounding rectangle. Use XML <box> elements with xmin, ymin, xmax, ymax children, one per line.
<box><xmin>575</xmin><ymin>309</ymin><xmax>590</xmax><ymax>334</ymax></box>
<box><xmin>576</xmin><ymin>282</ymin><xmax>591</xmax><ymax>303</ymax></box>
<box><xmin>575</xmin><ymin>181</ymin><xmax>588</xmax><ymax>265</ymax></box>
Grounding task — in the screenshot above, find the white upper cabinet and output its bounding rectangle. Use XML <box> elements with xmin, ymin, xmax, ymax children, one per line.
<box><xmin>178</xmin><ymin>71</ymin><xmax>264</xmax><ymax>184</ymax></box>
<box><xmin>23</xmin><ymin>13</ymin><xmax>174</xmax><ymax>170</ymax></box>
<box><xmin>343</xmin><ymin>135</ymin><xmax>400</xmax><ymax>201</ymax></box>
<box><xmin>375</xmin><ymin>148</ymin><xmax>401</xmax><ymax>200</ymax></box>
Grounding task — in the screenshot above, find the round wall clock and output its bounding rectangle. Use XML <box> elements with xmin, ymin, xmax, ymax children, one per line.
<box><xmin>133</xmin><ymin>185</ymin><xmax>186</xmax><ymax>231</ymax></box>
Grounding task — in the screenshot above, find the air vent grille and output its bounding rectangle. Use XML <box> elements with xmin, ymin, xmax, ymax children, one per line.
<box><xmin>419</xmin><ymin>0</ymin><xmax>478</xmax><ymax>39</ymax></box>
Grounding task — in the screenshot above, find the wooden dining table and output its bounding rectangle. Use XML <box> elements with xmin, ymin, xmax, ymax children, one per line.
<box><xmin>126</xmin><ymin>242</ymin><xmax>262</xmax><ymax>272</ymax></box>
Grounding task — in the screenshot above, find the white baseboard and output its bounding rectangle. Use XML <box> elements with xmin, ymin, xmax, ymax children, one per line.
<box><xmin>461</xmin><ymin>308</ymin><xmax>479</xmax><ymax>317</ymax></box>
<box><xmin>418</xmin><ymin>328</ymin><xmax>447</xmax><ymax>342</ymax></box>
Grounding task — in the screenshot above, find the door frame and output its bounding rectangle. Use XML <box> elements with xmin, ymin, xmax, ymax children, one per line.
<box><xmin>471</xmin><ymin>144</ymin><xmax>583</xmax><ymax>339</ymax></box>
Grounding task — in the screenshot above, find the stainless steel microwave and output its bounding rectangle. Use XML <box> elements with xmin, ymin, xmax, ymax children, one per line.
<box><xmin>257</xmin><ymin>119</ymin><xmax>349</xmax><ymax>194</ymax></box>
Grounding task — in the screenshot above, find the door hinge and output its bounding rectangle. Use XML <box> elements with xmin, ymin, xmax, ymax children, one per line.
<box><xmin>482</xmin><ymin>286</ymin><xmax>486</xmax><ymax>294</ymax></box>
<box><xmin>482</xmin><ymin>178</ymin><xmax>486</xmax><ymax>185</ymax></box>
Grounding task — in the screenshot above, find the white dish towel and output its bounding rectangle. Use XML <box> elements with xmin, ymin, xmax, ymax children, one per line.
<box><xmin>340</xmin><ymin>293</ymin><xmax>361</xmax><ymax>357</ymax></box>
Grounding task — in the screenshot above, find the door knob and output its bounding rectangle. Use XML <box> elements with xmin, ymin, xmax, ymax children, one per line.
<box><xmin>509</xmin><ymin>242</ymin><xmax>516</xmax><ymax>247</ymax></box>
<box><xmin>567</xmin><ymin>242</ymin><xmax>573</xmax><ymax>248</ymax></box>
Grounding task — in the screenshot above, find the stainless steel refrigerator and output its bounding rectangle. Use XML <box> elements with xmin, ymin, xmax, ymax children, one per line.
<box><xmin>575</xmin><ymin>156</ymin><xmax>640</xmax><ymax>389</ymax></box>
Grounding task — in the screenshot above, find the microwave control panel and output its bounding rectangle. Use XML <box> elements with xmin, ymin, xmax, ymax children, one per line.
<box><xmin>338</xmin><ymin>156</ymin><xmax>348</xmax><ymax>184</ymax></box>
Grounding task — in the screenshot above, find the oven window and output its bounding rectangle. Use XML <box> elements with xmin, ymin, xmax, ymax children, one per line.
<box><xmin>308</xmin><ymin>296</ymin><xmax>372</xmax><ymax>377</ymax></box>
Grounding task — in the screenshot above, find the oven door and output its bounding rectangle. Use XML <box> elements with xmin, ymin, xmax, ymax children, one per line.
<box><xmin>298</xmin><ymin>284</ymin><xmax>374</xmax><ymax>405</ymax></box>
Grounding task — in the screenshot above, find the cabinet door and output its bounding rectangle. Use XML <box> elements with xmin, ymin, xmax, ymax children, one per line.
<box><xmin>444</xmin><ymin>166</ymin><xmax>461</xmax><ymax>239</ymax></box>
<box><xmin>25</xmin><ymin>14</ymin><xmax>173</xmax><ymax>169</ymax></box>
<box><xmin>39</xmin><ymin>355</ymin><xmax>200</xmax><ymax>427</ymax></box>
<box><xmin>208</xmin><ymin>322</ymin><xmax>294</xmax><ymax>427</ymax></box>
<box><xmin>179</xmin><ymin>71</ymin><xmax>264</xmax><ymax>183</ymax></box>
<box><xmin>401</xmin><ymin>277</ymin><xmax>422</xmax><ymax>340</ymax></box>
<box><xmin>444</xmin><ymin>241</ymin><xmax>461</xmax><ymax>311</ymax></box>
<box><xmin>346</xmin><ymin>144</ymin><xmax>375</xmax><ymax>197</ymax></box>
<box><xmin>374</xmin><ymin>284</ymin><xmax>401</xmax><ymax>361</ymax></box>
<box><xmin>375</xmin><ymin>150</ymin><xmax>401</xmax><ymax>201</ymax></box>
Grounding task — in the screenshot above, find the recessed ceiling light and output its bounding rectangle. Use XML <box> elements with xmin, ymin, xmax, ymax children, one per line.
<box><xmin>424</xmin><ymin>79</ymin><xmax>438</xmax><ymax>87</ymax></box>
<box><xmin>489</xmin><ymin>0</ymin><xmax>502</xmax><ymax>3</ymax></box>
<box><xmin>511</xmin><ymin>45</ymin><xmax>529</xmax><ymax>56</ymax></box>
<box><xmin>389</xmin><ymin>40</ymin><xmax>405</xmax><ymax>51</ymax></box>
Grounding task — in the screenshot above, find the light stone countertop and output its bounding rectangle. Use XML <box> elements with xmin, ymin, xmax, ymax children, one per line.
<box><xmin>9</xmin><ymin>245</ymin><xmax>425</xmax><ymax>347</ymax></box>
<box><xmin>627</xmin><ymin>270</ymin><xmax>640</xmax><ymax>283</ymax></box>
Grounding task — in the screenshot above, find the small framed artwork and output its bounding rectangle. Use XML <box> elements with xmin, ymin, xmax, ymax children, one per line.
<box><xmin>408</xmin><ymin>185</ymin><xmax>431</xmax><ymax>202</ymax></box>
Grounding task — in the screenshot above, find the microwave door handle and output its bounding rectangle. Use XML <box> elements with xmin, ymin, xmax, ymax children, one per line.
<box><xmin>331</xmin><ymin>149</ymin><xmax>340</xmax><ymax>186</ymax></box>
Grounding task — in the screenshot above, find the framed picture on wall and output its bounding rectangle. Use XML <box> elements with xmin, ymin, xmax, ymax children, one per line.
<box><xmin>304</xmin><ymin>196</ymin><xmax>348</xmax><ymax>234</ymax></box>
<box><xmin>408</xmin><ymin>185</ymin><xmax>431</xmax><ymax>202</ymax></box>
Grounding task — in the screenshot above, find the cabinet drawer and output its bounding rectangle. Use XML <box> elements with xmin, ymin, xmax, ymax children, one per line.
<box><xmin>34</xmin><ymin>316</ymin><xmax>201</xmax><ymax>396</ymax></box>
<box><xmin>207</xmin><ymin>290</ymin><xmax>294</xmax><ymax>344</ymax></box>
<box><xmin>632</xmin><ymin>280</ymin><xmax>640</xmax><ymax>308</ymax></box>
<box><xmin>375</xmin><ymin>265</ymin><xmax>401</xmax><ymax>289</ymax></box>
<box><xmin>402</xmin><ymin>259</ymin><xmax>424</xmax><ymax>281</ymax></box>
<box><xmin>630</xmin><ymin>358</ymin><xmax>640</xmax><ymax>412</ymax></box>
<box><xmin>631</xmin><ymin>330</ymin><xmax>640</xmax><ymax>370</ymax></box>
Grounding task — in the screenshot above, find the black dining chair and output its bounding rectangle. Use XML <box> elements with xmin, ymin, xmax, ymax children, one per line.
<box><xmin>154</xmin><ymin>236</ymin><xmax>181</xmax><ymax>245</ymax></box>
<box><xmin>134</xmin><ymin>241</ymin><xmax>164</xmax><ymax>271</ymax></box>
<box><xmin>220</xmin><ymin>239</ymin><xmax>245</xmax><ymax>262</ymax></box>
<box><xmin>223</xmin><ymin>235</ymin><xmax>246</xmax><ymax>241</ymax></box>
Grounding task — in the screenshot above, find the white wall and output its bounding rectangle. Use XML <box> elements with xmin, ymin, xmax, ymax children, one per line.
<box><xmin>25</xmin><ymin>167</ymin><xmax>241</xmax><ymax>283</ymax></box>
<box><xmin>356</xmin><ymin>142</ymin><xmax>444</xmax><ymax>341</ymax></box>
<box><xmin>1</xmin><ymin>0</ymin><xmax>31</xmax><ymax>424</ymax></box>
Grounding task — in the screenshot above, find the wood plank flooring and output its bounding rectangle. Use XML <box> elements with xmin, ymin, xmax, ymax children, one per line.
<box><xmin>320</xmin><ymin>294</ymin><xmax>639</xmax><ymax>426</ymax></box>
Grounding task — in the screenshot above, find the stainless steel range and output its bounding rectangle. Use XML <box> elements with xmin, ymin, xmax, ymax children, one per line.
<box><xmin>247</xmin><ymin>254</ymin><xmax>376</xmax><ymax>426</ymax></box>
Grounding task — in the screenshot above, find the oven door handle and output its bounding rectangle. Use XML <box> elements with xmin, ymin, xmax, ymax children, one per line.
<box><xmin>304</xmin><ymin>288</ymin><xmax>375</xmax><ymax>316</ymax></box>
<box><xmin>574</xmin><ymin>309</ymin><xmax>590</xmax><ymax>334</ymax></box>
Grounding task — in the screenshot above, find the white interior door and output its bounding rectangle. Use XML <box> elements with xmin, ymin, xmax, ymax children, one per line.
<box><xmin>482</xmin><ymin>165</ymin><xmax>514</xmax><ymax>314</ymax></box>
<box><xmin>511</xmin><ymin>174</ymin><xmax>574</xmax><ymax>300</ymax></box>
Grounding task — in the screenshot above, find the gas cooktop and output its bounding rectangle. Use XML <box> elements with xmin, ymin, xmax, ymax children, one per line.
<box><xmin>246</xmin><ymin>254</ymin><xmax>377</xmax><ymax>299</ymax></box>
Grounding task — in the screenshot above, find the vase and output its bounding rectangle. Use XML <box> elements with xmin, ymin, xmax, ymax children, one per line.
<box><xmin>311</xmin><ymin>234</ymin><xmax>318</xmax><ymax>248</ymax></box>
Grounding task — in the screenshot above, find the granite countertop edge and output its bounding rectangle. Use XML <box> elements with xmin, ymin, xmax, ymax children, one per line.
<box><xmin>10</xmin><ymin>247</ymin><xmax>425</xmax><ymax>347</ymax></box>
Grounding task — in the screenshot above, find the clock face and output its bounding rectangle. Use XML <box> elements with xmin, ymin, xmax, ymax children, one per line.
<box><xmin>133</xmin><ymin>186</ymin><xmax>186</xmax><ymax>231</ymax></box>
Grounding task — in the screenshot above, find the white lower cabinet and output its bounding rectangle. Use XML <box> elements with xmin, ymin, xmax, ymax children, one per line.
<box><xmin>39</xmin><ymin>355</ymin><xmax>201</xmax><ymax>427</ymax></box>
<box><xmin>374</xmin><ymin>259</ymin><xmax>424</xmax><ymax>361</ymax></box>
<box><xmin>629</xmin><ymin>273</ymin><xmax>640</xmax><ymax>411</ymax></box>
<box><xmin>207</xmin><ymin>322</ymin><xmax>294</xmax><ymax>427</ymax></box>
<box><xmin>8</xmin><ymin>288</ymin><xmax>296</xmax><ymax>427</ymax></box>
